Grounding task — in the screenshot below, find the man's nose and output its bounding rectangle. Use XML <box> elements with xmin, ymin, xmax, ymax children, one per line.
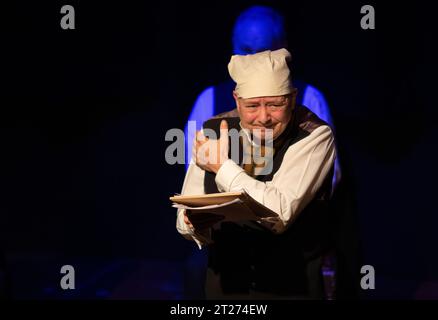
<box><xmin>258</xmin><ymin>106</ymin><xmax>271</xmax><ymax>124</ymax></box>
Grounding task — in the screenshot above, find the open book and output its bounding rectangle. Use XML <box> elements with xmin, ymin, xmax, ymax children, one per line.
<box><xmin>170</xmin><ymin>191</ymin><xmax>277</xmax><ymax>223</ymax></box>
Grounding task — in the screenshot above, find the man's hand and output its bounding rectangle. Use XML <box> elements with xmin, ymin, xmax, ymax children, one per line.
<box><xmin>194</xmin><ymin>120</ymin><xmax>229</xmax><ymax>174</ymax></box>
<box><xmin>184</xmin><ymin>210</ymin><xmax>224</xmax><ymax>230</ymax></box>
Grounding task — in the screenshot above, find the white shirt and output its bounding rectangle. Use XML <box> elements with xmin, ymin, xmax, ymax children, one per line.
<box><xmin>176</xmin><ymin>124</ymin><xmax>336</xmax><ymax>249</ymax></box>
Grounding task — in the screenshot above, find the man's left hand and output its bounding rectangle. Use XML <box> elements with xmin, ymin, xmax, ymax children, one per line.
<box><xmin>194</xmin><ymin>120</ymin><xmax>229</xmax><ymax>174</ymax></box>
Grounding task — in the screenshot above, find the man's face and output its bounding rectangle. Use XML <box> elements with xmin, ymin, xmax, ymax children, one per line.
<box><xmin>234</xmin><ymin>91</ymin><xmax>296</xmax><ymax>141</ymax></box>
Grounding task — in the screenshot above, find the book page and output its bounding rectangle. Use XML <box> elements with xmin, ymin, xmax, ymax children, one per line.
<box><xmin>170</xmin><ymin>191</ymin><xmax>243</xmax><ymax>207</ymax></box>
<box><xmin>170</xmin><ymin>191</ymin><xmax>277</xmax><ymax>222</ymax></box>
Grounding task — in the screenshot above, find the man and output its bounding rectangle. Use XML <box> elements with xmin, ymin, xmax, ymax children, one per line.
<box><xmin>177</xmin><ymin>49</ymin><xmax>336</xmax><ymax>299</ymax></box>
<box><xmin>182</xmin><ymin>5</ymin><xmax>341</xmax><ymax>300</ymax></box>
<box><xmin>184</xmin><ymin>6</ymin><xmax>340</xmax><ymax>189</ymax></box>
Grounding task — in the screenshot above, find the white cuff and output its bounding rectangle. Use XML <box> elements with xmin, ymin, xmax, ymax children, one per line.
<box><xmin>192</xmin><ymin>229</ymin><xmax>212</xmax><ymax>249</ymax></box>
<box><xmin>215</xmin><ymin>159</ymin><xmax>245</xmax><ymax>192</ymax></box>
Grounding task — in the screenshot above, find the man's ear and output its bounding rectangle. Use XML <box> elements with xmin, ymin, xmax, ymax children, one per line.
<box><xmin>290</xmin><ymin>88</ymin><xmax>298</xmax><ymax>109</ymax></box>
<box><xmin>284</xmin><ymin>92</ymin><xmax>296</xmax><ymax>114</ymax></box>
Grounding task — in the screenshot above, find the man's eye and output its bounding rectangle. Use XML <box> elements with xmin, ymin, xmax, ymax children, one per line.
<box><xmin>246</xmin><ymin>105</ymin><xmax>257</xmax><ymax>108</ymax></box>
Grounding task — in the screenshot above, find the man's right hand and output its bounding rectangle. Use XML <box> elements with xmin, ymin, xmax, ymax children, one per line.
<box><xmin>184</xmin><ymin>210</ymin><xmax>224</xmax><ymax>231</ymax></box>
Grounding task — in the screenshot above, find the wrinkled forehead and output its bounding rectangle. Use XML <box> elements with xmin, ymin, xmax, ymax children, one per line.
<box><xmin>240</xmin><ymin>95</ymin><xmax>289</xmax><ymax>104</ymax></box>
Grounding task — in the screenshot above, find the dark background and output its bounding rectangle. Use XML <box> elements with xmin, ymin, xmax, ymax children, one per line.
<box><xmin>0</xmin><ymin>0</ymin><xmax>437</xmax><ymax>299</ymax></box>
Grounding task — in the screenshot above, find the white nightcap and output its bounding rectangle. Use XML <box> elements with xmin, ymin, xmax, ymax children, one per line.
<box><xmin>228</xmin><ymin>48</ymin><xmax>293</xmax><ymax>99</ymax></box>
